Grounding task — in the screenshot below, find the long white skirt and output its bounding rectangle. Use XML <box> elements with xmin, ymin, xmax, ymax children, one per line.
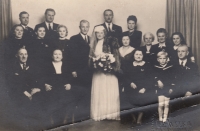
<box><xmin>91</xmin><ymin>71</ymin><xmax>120</xmax><ymax>121</ymax></box>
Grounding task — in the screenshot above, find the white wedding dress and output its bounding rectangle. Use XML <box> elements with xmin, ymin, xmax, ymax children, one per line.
<box><xmin>90</xmin><ymin>39</ymin><xmax>120</xmax><ymax>121</ymax></box>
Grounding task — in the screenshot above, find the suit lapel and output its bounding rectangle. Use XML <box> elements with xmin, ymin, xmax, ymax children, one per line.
<box><xmin>102</xmin><ymin>23</ymin><xmax>108</xmax><ymax>32</ymax></box>
<box><xmin>42</xmin><ymin>22</ymin><xmax>49</xmax><ymax>31</ymax></box>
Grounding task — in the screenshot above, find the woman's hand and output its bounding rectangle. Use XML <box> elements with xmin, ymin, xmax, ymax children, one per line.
<box><xmin>157</xmin><ymin>80</ymin><xmax>164</xmax><ymax>89</ymax></box>
<box><xmin>24</xmin><ymin>91</ymin><xmax>32</xmax><ymax>100</ymax></box>
<box><xmin>31</xmin><ymin>88</ymin><xmax>41</xmax><ymax>95</ymax></box>
<box><xmin>169</xmin><ymin>89</ymin><xmax>173</xmax><ymax>94</ymax></box>
<box><xmin>139</xmin><ymin>88</ymin><xmax>145</xmax><ymax>93</ymax></box>
<box><xmin>64</xmin><ymin>84</ymin><xmax>71</xmax><ymax>90</ymax></box>
<box><xmin>45</xmin><ymin>84</ymin><xmax>52</xmax><ymax>91</ymax></box>
<box><xmin>130</xmin><ymin>82</ymin><xmax>137</xmax><ymax>89</ymax></box>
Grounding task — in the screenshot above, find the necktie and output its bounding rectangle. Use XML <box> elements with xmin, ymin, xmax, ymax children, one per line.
<box><xmin>108</xmin><ymin>23</ymin><xmax>111</xmax><ymax>32</ymax></box>
<box><xmin>181</xmin><ymin>61</ymin><xmax>184</xmax><ymax>67</ymax></box>
<box><xmin>49</xmin><ymin>23</ymin><xmax>52</xmax><ymax>30</ymax></box>
<box><xmin>23</xmin><ymin>63</ymin><xmax>26</xmax><ymax>71</ymax></box>
<box><xmin>85</xmin><ymin>35</ymin><xmax>88</xmax><ymax>43</ymax></box>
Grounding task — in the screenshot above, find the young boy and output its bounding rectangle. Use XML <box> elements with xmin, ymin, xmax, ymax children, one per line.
<box><xmin>153</xmin><ymin>51</ymin><xmax>176</xmax><ymax>122</ymax></box>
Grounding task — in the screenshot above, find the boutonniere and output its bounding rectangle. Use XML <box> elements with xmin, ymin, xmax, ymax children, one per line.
<box><xmin>45</xmin><ymin>44</ymin><xmax>48</xmax><ymax>47</ymax></box>
<box><xmin>26</xmin><ymin>66</ymin><xmax>29</xmax><ymax>70</ymax></box>
<box><xmin>111</xmin><ymin>29</ymin><xmax>115</xmax><ymax>32</ymax></box>
<box><xmin>185</xmin><ymin>66</ymin><xmax>190</xmax><ymax>70</ymax></box>
<box><xmin>15</xmin><ymin>73</ymin><xmax>19</xmax><ymax>75</ymax></box>
<box><xmin>141</xmin><ymin>69</ymin><xmax>144</xmax><ymax>71</ymax></box>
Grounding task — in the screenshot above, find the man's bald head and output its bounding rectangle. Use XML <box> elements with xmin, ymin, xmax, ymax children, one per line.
<box><xmin>177</xmin><ymin>45</ymin><xmax>189</xmax><ymax>60</ymax></box>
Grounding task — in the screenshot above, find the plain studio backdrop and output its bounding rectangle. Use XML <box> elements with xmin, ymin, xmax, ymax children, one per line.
<box><xmin>11</xmin><ymin>0</ymin><xmax>166</xmax><ymax>45</ymax></box>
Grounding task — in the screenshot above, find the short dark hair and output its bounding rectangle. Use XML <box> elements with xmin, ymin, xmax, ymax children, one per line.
<box><xmin>156</xmin><ymin>28</ymin><xmax>168</xmax><ymax>36</ymax></box>
<box><xmin>19</xmin><ymin>11</ymin><xmax>29</xmax><ymax>17</ymax></box>
<box><xmin>34</xmin><ymin>25</ymin><xmax>46</xmax><ymax>32</ymax></box>
<box><xmin>10</xmin><ymin>24</ymin><xmax>24</xmax><ymax>38</ymax></box>
<box><xmin>103</xmin><ymin>9</ymin><xmax>114</xmax><ymax>16</ymax></box>
<box><xmin>45</xmin><ymin>8</ymin><xmax>56</xmax><ymax>15</ymax></box>
<box><xmin>132</xmin><ymin>49</ymin><xmax>144</xmax><ymax>61</ymax></box>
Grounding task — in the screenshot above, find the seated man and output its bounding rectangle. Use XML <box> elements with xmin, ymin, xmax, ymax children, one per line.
<box><xmin>7</xmin><ymin>48</ymin><xmax>41</xmax><ymax>102</ymax></box>
<box><xmin>174</xmin><ymin>45</ymin><xmax>200</xmax><ymax>97</ymax></box>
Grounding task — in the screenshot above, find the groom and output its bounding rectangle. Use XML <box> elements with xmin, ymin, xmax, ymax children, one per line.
<box><xmin>70</xmin><ymin>20</ymin><xmax>92</xmax><ymax>122</ymax></box>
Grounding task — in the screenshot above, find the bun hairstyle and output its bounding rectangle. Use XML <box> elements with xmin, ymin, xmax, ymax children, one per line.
<box><xmin>127</xmin><ymin>15</ymin><xmax>137</xmax><ymax>23</ymax></box>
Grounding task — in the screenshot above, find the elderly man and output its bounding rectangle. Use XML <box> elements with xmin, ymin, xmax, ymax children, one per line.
<box><xmin>7</xmin><ymin>48</ymin><xmax>41</xmax><ymax>101</ymax></box>
<box><xmin>96</xmin><ymin>9</ymin><xmax>122</xmax><ymax>43</ymax></box>
<box><xmin>70</xmin><ymin>20</ymin><xmax>92</xmax><ymax>123</ymax></box>
<box><xmin>34</xmin><ymin>8</ymin><xmax>59</xmax><ymax>40</ymax></box>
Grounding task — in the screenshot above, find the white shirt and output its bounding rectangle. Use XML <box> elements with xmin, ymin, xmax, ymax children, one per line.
<box><xmin>21</xmin><ymin>24</ymin><xmax>27</xmax><ymax>29</ymax></box>
<box><xmin>45</xmin><ymin>21</ymin><xmax>53</xmax><ymax>30</ymax></box>
<box><xmin>105</xmin><ymin>22</ymin><xmax>113</xmax><ymax>31</ymax></box>
<box><xmin>95</xmin><ymin>39</ymin><xmax>104</xmax><ymax>56</ymax></box>
<box><xmin>20</xmin><ymin>63</ymin><xmax>26</xmax><ymax>69</ymax></box>
<box><xmin>80</xmin><ymin>33</ymin><xmax>88</xmax><ymax>42</ymax></box>
<box><xmin>52</xmin><ymin>61</ymin><xmax>62</xmax><ymax>74</ymax></box>
<box><xmin>158</xmin><ymin>43</ymin><xmax>166</xmax><ymax>48</ymax></box>
<box><xmin>179</xmin><ymin>59</ymin><xmax>187</xmax><ymax>66</ymax></box>
<box><xmin>146</xmin><ymin>45</ymin><xmax>151</xmax><ymax>53</ymax></box>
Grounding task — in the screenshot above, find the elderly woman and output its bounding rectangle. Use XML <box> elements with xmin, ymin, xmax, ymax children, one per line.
<box><xmin>140</xmin><ymin>32</ymin><xmax>157</xmax><ymax>65</ymax></box>
<box><xmin>169</xmin><ymin>32</ymin><xmax>195</xmax><ymax>63</ymax></box>
<box><xmin>122</xmin><ymin>15</ymin><xmax>142</xmax><ymax>48</ymax></box>
<box><xmin>124</xmin><ymin>49</ymin><xmax>153</xmax><ymax>126</ymax></box>
<box><xmin>42</xmin><ymin>49</ymin><xmax>73</xmax><ymax>126</ymax></box>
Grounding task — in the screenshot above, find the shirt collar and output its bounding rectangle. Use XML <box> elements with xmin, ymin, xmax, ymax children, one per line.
<box><xmin>173</xmin><ymin>45</ymin><xmax>180</xmax><ymax>50</ymax></box>
<box><xmin>179</xmin><ymin>59</ymin><xmax>187</xmax><ymax>66</ymax></box>
<box><xmin>105</xmin><ymin>22</ymin><xmax>113</xmax><ymax>30</ymax></box>
<box><xmin>20</xmin><ymin>24</ymin><xmax>27</xmax><ymax>29</ymax></box>
<box><xmin>80</xmin><ymin>33</ymin><xmax>88</xmax><ymax>40</ymax></box>
<box><xmin>158</xmin><ymin>43</ymin><xmax>166</xmax><ymax>48</ymax></box>
<box><xmin>133</xmin><ymin>61</ymin><xmax>145</xmax><ymax>66</ymax></box>
<box><xmin>45</xmin><ymin>21</ymin><xmax>53</xmax><ymax>29</ymax></box>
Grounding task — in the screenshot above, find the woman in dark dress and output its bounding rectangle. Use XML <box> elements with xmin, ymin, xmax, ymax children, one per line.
<box><xmin>42</xmin><ymin>49</ymin><xmax>73</xmax><ymax>128</ymax></box>
<box><xmin>169</xmin><ymin>32</ymin><xmax>195</xmax><ymax>63</ymax></box>
<box><xmin>140</xmin><ymin>32</ymin><xmax>157</xmax><ymax>65</ymax></box>
<box><xmin>124</xmin><ymin>49</ymin><xmax>153</xmax><ymax>126</ymax></box>
<box><xmin>54</xmin><ymin>25</ymin><xmax>72</xmax><ymax>62</ymax></box>
<box><xmin>28</xmin><ymin>26</ymin><xmax>54</xmax><ymax>67</ymax></box>
<box><xmin>122</xmin><ymin>15</ymin><xmax>142</xmax><ymax>48</ymax></box>
<box><xmin>4</xmin><ymin>24</ymin><xmax>27</xmax><ymax>68</ymax></box>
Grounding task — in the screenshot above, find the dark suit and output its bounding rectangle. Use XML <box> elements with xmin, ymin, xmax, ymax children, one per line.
<box><xmin>123</xmin><ymin>30</ymin><xmax>142</xmax><ymax>48</ymax></box>
<box><xmin>140</xmin><ymin>45</ymin><xmax>157</xmax><ymax>65</ymax></box>
<box><xmin>21</xmin><ymin>25</ymin><xmax>35</xmax><ymax>40</ymax></box>
<box><xmin>98</xmin><ymin>23</ymin><xmax>122</xmax><ymax>44</ymax></box>
<box><xmin>70</xmin><ymin>33</ymin><xmax>91</xmax><ymax>87</ymax></box>
<box><xmin>70</xmin><ymin>33</ymin><xmax>92</xmax><ymax>123</ymax></box>
<box><xmin>174</xmin><ymin>60</ymin><xmax>200</xmax><ymax>96</ymax></box>
<box><xmin>34</xmin><ymin>22</ymin><xmax>59</xmax><ymax>41</ymax></box>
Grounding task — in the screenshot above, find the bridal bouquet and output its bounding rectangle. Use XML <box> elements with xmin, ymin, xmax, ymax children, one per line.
<box><xmin>92</xmin><ymin>53</ymin><xmax>116</xmax><ymax>73</ymax></box>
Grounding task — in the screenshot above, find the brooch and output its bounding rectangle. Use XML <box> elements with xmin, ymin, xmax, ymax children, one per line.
<box><xmin>45</xmin><ymin>44</ymin><xmax>49</xmax><ymax>47</ymax></box>
<box><xmin>141</xmin><ymin>69</ymin><xmax>144</xmax><ymax>71</ymax></box>
<box><xmin>15</xmin><ymin>73</ymin><xmax>19</xmax><ymax>75</ymax></box>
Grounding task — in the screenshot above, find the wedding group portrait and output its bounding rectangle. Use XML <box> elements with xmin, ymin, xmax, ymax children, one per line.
<box><xmin>0</xmin><ymin>0</ymin><xmax>200</xmax><ymax>131</ymax></box>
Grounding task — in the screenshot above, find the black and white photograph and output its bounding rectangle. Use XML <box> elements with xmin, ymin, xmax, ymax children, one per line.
<box><xmin>0</xmin><ymin>0</ymin><xmax>200</xmax><ymax>130</ymax></box>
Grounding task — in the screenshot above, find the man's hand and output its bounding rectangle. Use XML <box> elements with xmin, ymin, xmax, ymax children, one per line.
<box><xmin>139</xmin><ymin>88</ymin><xmax>145</xmax><ymax>93</ymax></box>
<box><xmin>185</xmin><ymin>91</ymin><xmax>192</xmax><ymax>97</ymax></box>
<box><xmin>157</xmin><ymin>80</ymin><xmax>164</xmax><ymax>89</ymax></box>
<box><xmin>64</xmin><ymin>84</ymin><xmax>71</xmax><ymax>90</ymax></box>
<box><xmin>31</xmin><ymin>88</ymin><xmax>41</xmax><ymax>95</ymax></box>
<box><xmin>72</xmin><ymin>72</ymin><xmax>77</xmax><ymax>77</ymax></box>
<box><xmin>45</xmin><ymin>84</ymin><xmax>52</xmax><ymax>91</ymax></box>
<box><xmin>130</xmin><ymin>82</ymin><xmax>137</xmax><ymax>89</ymax></box>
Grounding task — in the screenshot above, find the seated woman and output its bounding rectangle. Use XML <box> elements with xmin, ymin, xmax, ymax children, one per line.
<box><xmin>124</xmin><ymin>49</ymin><xmax>153</xmax><ymax>126</ymax></box>
<box><xmin>4</xmin><ymin>24</ymin><xmax>27</xmax><ymax>67</ymax></box>
<box><xmin>54</xmin><ymin>25</ymin><xmax>72</xmax><ymax>62</ymax></box>
<box><xmin>42</xmin><ymin>49</ymin><xmax>73</xmax><ymax>127</ymax></box>
<box><xmin>122</xmin><ymin>15</ymin><xmax>142</xmax><ymax>48</ymax></box>
<box><xmin>140</xmin><ymin>32</ymin><xmax>157</xmax><ymax>65</ymax></box>
<box><xmin>169</xmin><ymin>32</ymin><xmax>195</xmax><ymax>63</ymax></box>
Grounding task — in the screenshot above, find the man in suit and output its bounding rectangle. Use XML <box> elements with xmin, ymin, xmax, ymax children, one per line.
<box><xmin>34</xmin><ymin>8</ymin><xmax>59</xmax><ymax>41</ymax></box>
<box><xmin>97</xmin><ymin>9</ymin><xmax>122</xmax><ymax>43</ymax></box>
<box><xmin>175</xmin><ymin>45</ymin><xmax>199</xmax><ymax>97</ymax></box>
<box><xmin>70</xmin><ymin>20</ymin><xmax>92</xmax><ymax>123</ymax></box>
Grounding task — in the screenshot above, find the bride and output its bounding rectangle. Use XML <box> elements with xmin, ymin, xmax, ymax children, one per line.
<box><xmin>89</xmin><ymin>25</ymin><xmax>121</xmax><ymax>121</ymax></box>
